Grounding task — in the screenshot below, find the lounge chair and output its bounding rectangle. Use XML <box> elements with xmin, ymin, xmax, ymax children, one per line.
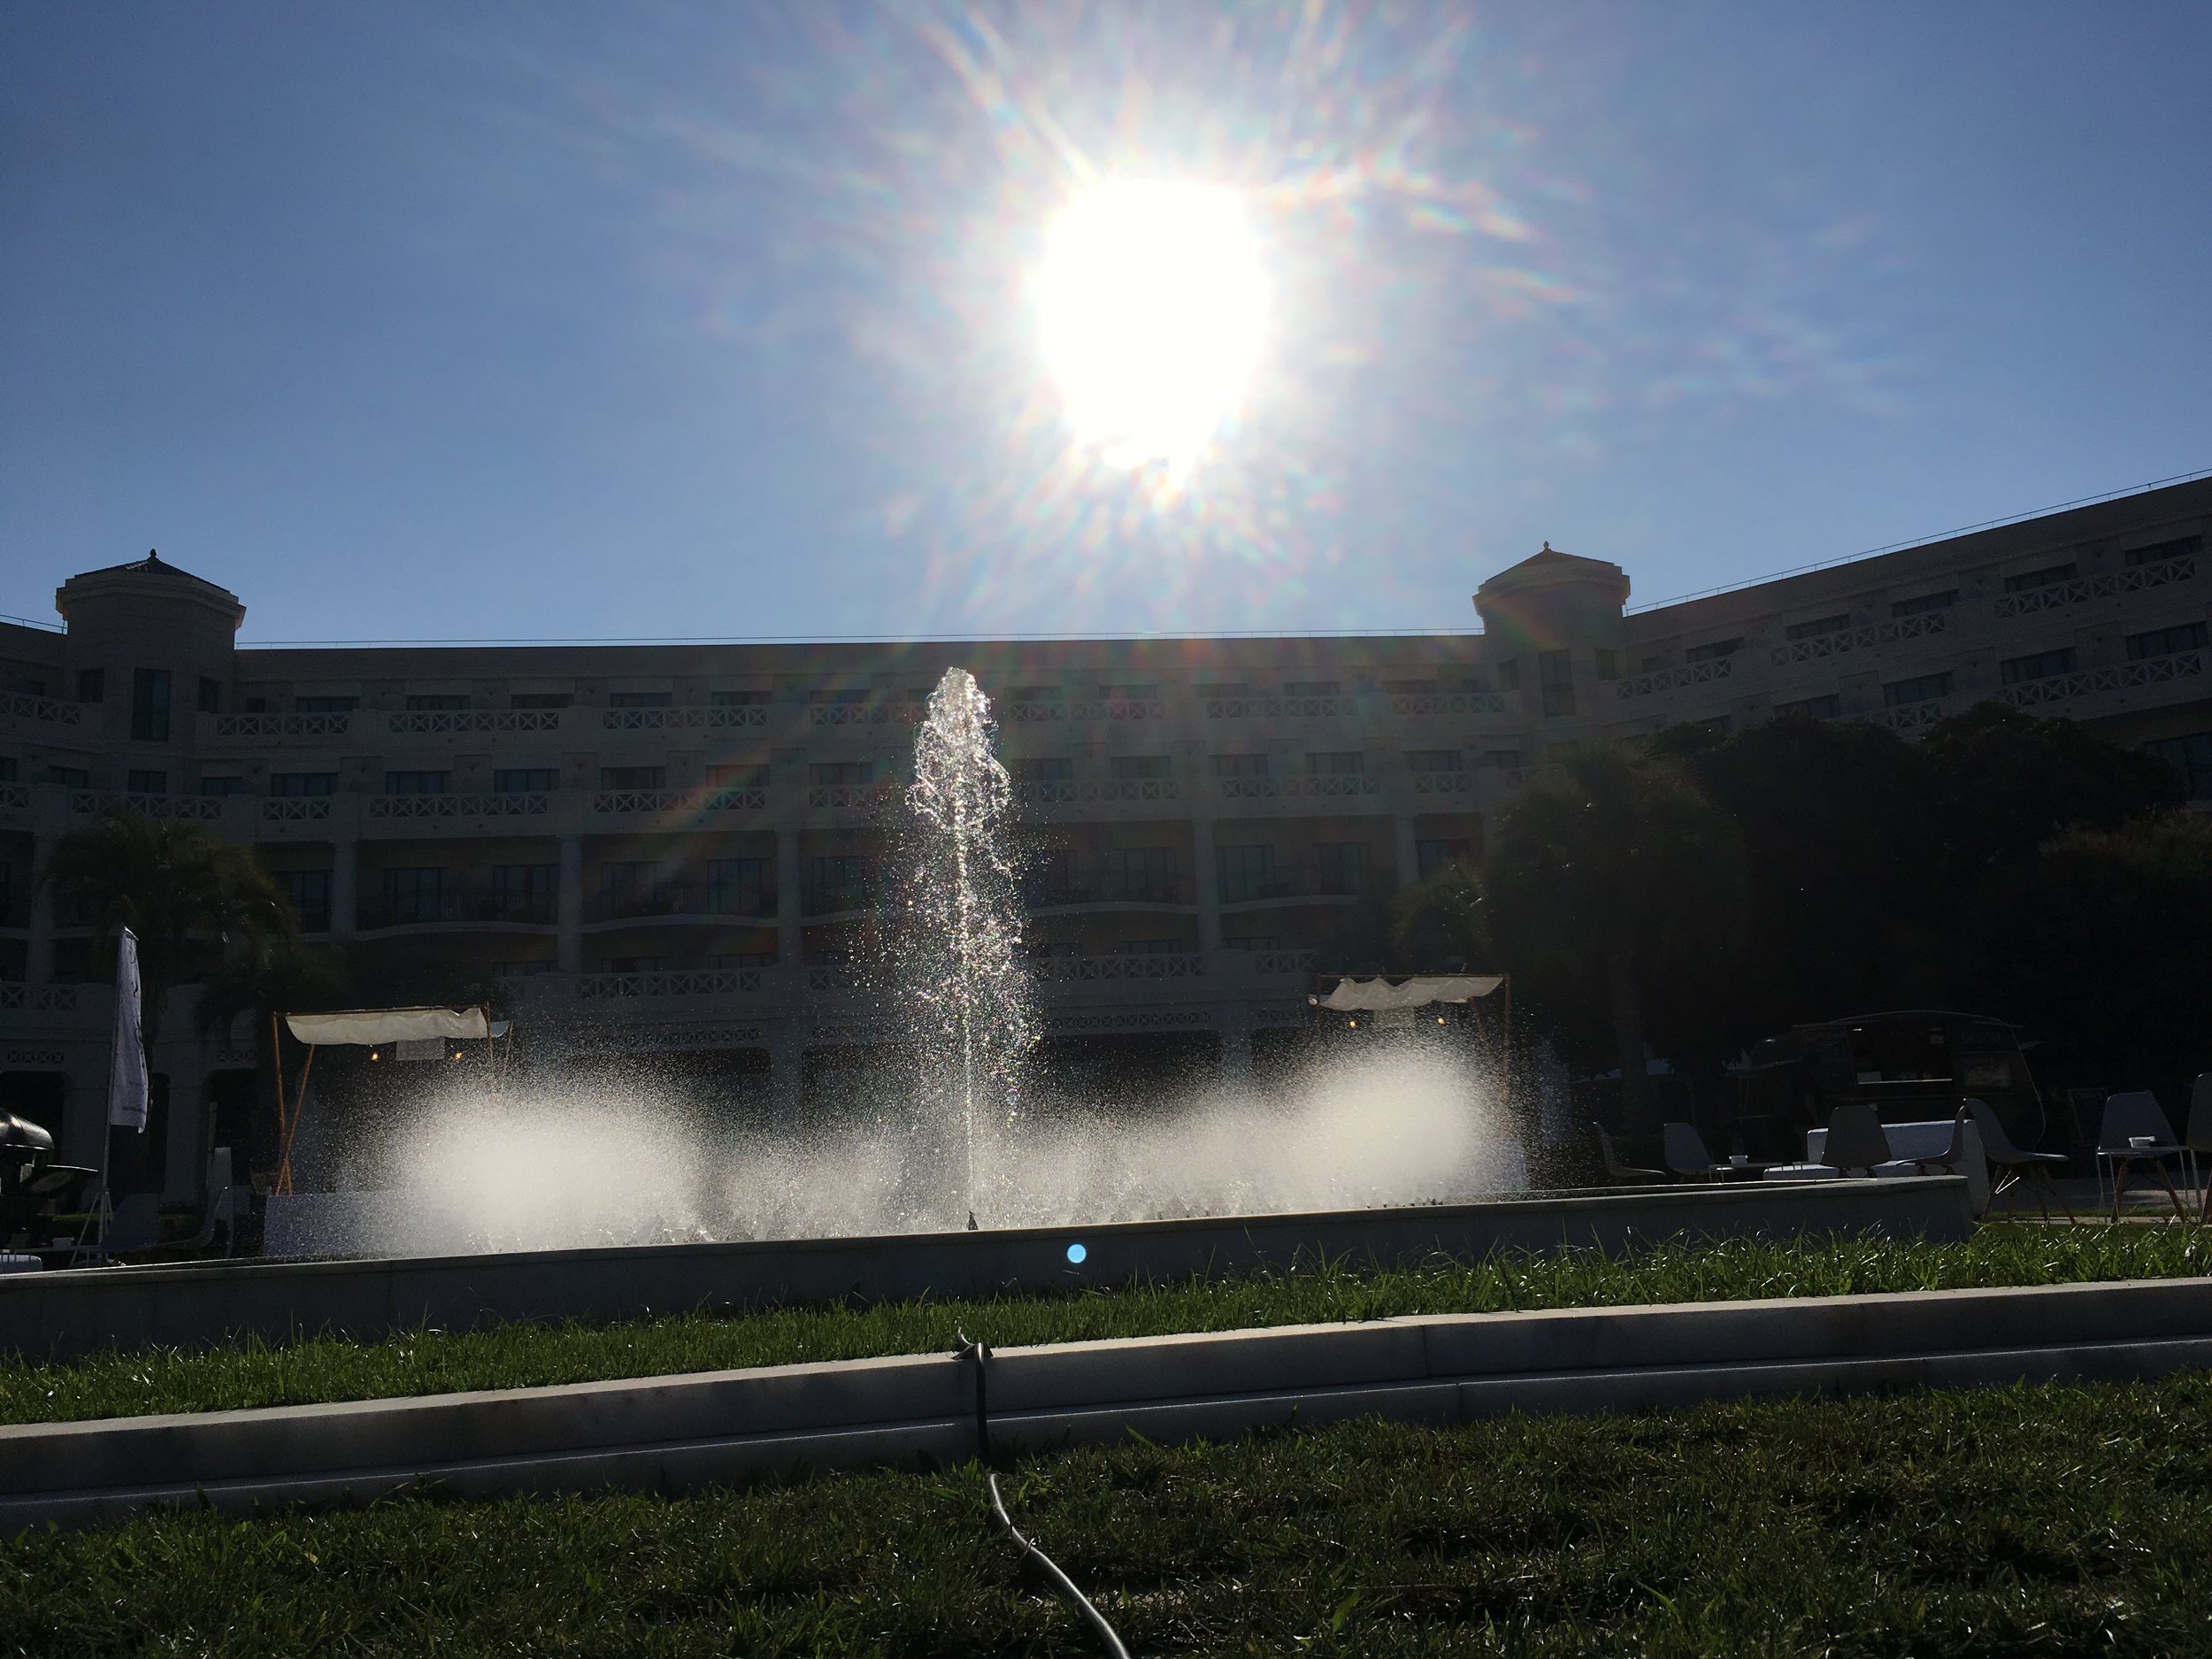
<box><xmin>1662</xmin><ymin>1121</ymin><xmax>1727</xmax><ymax>1180</ymax></box>
<box><xmin>1963</xmin><ymin>1098</ymin><xmax>2072</xmax><ymax>1222</ymax></box>
<box><xmin>2096</xmin><ymin>1091</ymin><xmax>2189</xmax><ymax>1222</ymax></box>
<box><xmin>1592</xmin><ymin>1123</ymin><xmax>1668</xmax><ymax>1185</ymax></box>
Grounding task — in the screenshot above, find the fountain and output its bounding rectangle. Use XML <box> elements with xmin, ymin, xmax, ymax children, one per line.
<box><xmin>883</xmin><ymin>668</ymin><xmax>1039</xmax><ymax>1228</ymax></box>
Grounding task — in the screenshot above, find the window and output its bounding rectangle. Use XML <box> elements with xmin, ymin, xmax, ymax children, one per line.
<box><xmin>2000</xmin><ymin>648</ymin><xmax>2078</xmax><ymax>684</ymax></box>
<box><xmin>706</xmin><ymin>857</ymin><xmax>772</xmax><ymax>916</ymax></box>
<box><xmin>805</xmin><ymin>855</ymin><xmax>872</xmax><ymax>911</ymax></box>
<box><xmin>490</xmin><ymin>864</ymin><xmax>557</xmax><ymax>919</ymax></box>
<box><xmin>1007</xmin><ymin>685</ymin><xmax>1056</xmax><ymax>703</ymax></box>
<box><xmin>281</xmin><ymin>870</ymin><xmax>333</xmax><ymax>932</ymax></box>
<box><xmin>1210</xmin><ymin>753</ymin><xmax>1268</xmax><ymax>777</ymax></box>
<box><xmin>608</xmin><ymin>691</ymin><xmax>672</xmax><ymax>708</ymax></box>
<box><xmin>493</xmin><ymin>768</ymin><xmax>558</xmax><ymax>794</ymax></box>
<box><xmin>1892</xmin><ymin>589</ymin><xmax>1959</xmax><ymax>618</ymax></box>
<box><xmin>711</xmin><ymin>688</ymin><xmax>771</xmax><ymax>706</ymax></box>
<box><xmin>1217</xmin><ymin>844</ymin><xmax>1281</xmax><ymax>902</ymax></box>
<box><xmin>1098</xmin><ymin>682</ymin><xmax>1158</xmax><ymax>700</ymax></box>
<box><xmin>602</xmin><ymin>956</ymin><xmax>664</xmax><ymax>974</ymax></box>
<box><xmin>2003</xmin><ymin>563</ymin><xmax>2077</xmax><ymax>593</ymax></box>
<box><xmin>1594</xmin><ymin>650</ymin><xmax>1619</xmax><ymax>681</ymax></box>
<box><xmin>406</xmin><ymin>694</ymin><xmax>469</xmax><ymax>710</ymax></box>
<box><xmin>1640</xmin><ymin>656</ymin><xmax>1665</xmax><ymax>674</ymax></box>
<box><xmin>1103</xmin><ymin>847</ymin><xmax>1178</xmax><ymax>902</ymax></box>
<box><xmin>706</xmin><ymin>762</ymin><xmax>770</xmax><ymax>788</ymax></box>
<box><xmin>510</xmin><ymin>692</ymin><xmax>573</xmax><ymax>709</ymax></box>
<box><xmin>199</xmin><ymin>776</ymin><xmax>250</xmax><ymax>796</ymax></box>
<box><xmin>240</xmin><ymin>697</ymin><xmax>268</xmax><ymax>712</ymax></box>
<box><xmin>130</xmin><ymin>668</ymin><xmax>172</xmax><ymax>742</ymax></box>
<box><xmin>385</xmin><ymin>770</ymin><xmax>450</xmax><ymax>795</ymax></box>
<box><xmin>808</xmin><ymin>688</ymin><xmax>869</xmax><ymax>705</ymax></box>
<box><xmin>809</xmin><ymin>761</ymin><xmax>873</xmax><ymax>785</ymax></box>
<box><xmin>1028</xmin><ymin>940</ymin><xmax>1082</xmax><ymax>958</ymax></box>
<box><xmin>45</xmin><ymin>766</ymin><xmax>88</xmax><ymax>788</ymax></box>
<box><xmin>1773</xmin><ymin>694</ymin><xmax>1842</xmax><ymax>721</ymax></box>
<box><xmin>1883</xmin><ymin>672</ymin><xmax>1952</xmax><ymax>708</ymax></box>
<box><xmin>197</xmin><ymin>676</ymin><xmax>223</xmax><ymax>714</ymax></box>
<box><xmin>598</xmin><ymin>765</ymin><xmax>666</xmax><ymax>791</ymax></box>
<box><xmin>598</xmin><ymin>862</ymin><xmax>658</xmax><ymax>913</ymax></box>
<box><xmin>1305</xmin><ymin>751</ymin><xmax>1363</xmax><ymax>774</ymax></box>
<box><xmin>1786</xmin><ymin>615</ymin><xmax>1851</xmax><ymax>641</ymax></box>
<box><xmin>495</xmin><ymin>959</ymin><xmax>560</xmax><ymax>978</ymax></box>
<box><xmin>1011</xmin><ymin>757</ymin><xmax>1073</xmax><ymax>782</ymax></box>
<box><xmin>1382</xmin><ymin>679</ymin><xmax>1437</xmax><ymax>695</ymax></box>
<box><xmin>1406</xmin><ymin>749</ymin><xmax>1463</xmax><ymax>772</ymax></box>
<box><xmin>711</xmin><ymin>951</ymin><xmax>778</xmax><ymax>970</ymax></box>
<box><xmin>1685</xmin><ymin>639</ymin><xmax>1742</xmax><ymax>664</ymax></box>
<box><xmin>126</xmin><ymin>770</ymin><xmax>167</xmax><ymax>795</ymax></box>
<box><xmin>1110</xmin><ymin>755</ymin><xmax>1171</xmax><ymax>780</ymax></box>
<box><xmin>2126</xmin><ymin>621</ymin><xmax>2209</xmax><ymax>661</ymax></box>
<box><xmin>380</xmin><ymin>867</ymin><xmax>446</xmax><ymax>925</ymax></box>
<box><xmin>294</xmin><ymin>695</ymin><xmax>357</xmax><ymax>712</ymax></box>
<box><xmin>2124</xmin><ymin>536</ymin><xmax>2200</xmax><ymax>567</ymax></box>
<box><xmin>75</xmin><ymin>669</ymin><xmax>104</xmax><ymax>704</ymax></box>
<box><xmin>1416</xmin><ymin>839</ymin><xmax>1473</xmax><ymax>880</ymax></box>
<box><xmin>1485</xmin><ymin>749</ymin><xmax>1522</xmax><ymax>769</ymax></box>
<box><xmin>1115</xmin><ymin>938</ymin><xmax>1185</xmax><ymax>956</ymax></box>
<box><xmin>1283</xmin><ymin>680</ymin><xmax>1340</xmax><ymax>698</ymax></box>
<box><xmin>2144</xmin><ymin>733</ymin><xmax>2212</xmax><ymax>800</ymax></box>
<box><xmin>1495</xmin><ymin>660</ymin><xmax>1521</xmax><ymax>691</ymax></box>
<box><xmin>1315</xmin><ymin>841</ymin><xmax>1368</xmax><ymax>895</ymax></box>
<box><xmin>1539</xmin><ymin>649</ymin><xmax>1576</xmax><ymax>717</ymax></box>
<box><xmin>269</xmin><ymin>772</ymin><xmax>336</xmax><ymax>797</ymax></box>
<box><xmin>1223</xmin><ymin>933</ymin><xmax>1281</xmax><ymax>951</ymax></box>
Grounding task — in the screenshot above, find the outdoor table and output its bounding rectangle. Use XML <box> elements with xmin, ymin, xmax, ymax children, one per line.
<box><xmin>2096</xmin><ymin>1141</ymin><xmax>2194</xmax><ymax>1222</ymax></box>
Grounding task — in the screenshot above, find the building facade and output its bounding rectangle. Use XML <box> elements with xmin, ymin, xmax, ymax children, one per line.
<box><xmin>4</xmin><ymin>477</ymin><xmax>2209</xmax><ymax>1197</ymax></box>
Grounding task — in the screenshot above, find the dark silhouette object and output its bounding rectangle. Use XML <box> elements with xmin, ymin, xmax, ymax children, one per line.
<box><xmin>2097</xmin><ymin>1091</ymin><xmax>2190</xmax><ymax>1223</ymax></box>
<box><xmin>1662</xmin><ymin>1121</ymin><xmax>1726</xmax><ymax>1180</ymax></box>
<box><xmin>1821</xmin><ymin>1102</ymin><xmax>1893</xmax><ymax>1176</ymax></box>
<box><xmin>1591</xmin><ymin>1123</ymin><xmax>1667</xmax><ymax>1185</ymax></box>
<box><xmin>1964</xmin><ymin>1098</ymin><xmax>2075</xmax><ymax>1223</ymax></box>
<box><xmin>2187</xmin><ymin>1076</ymin><xmax>2212</xmax><ymax>1224</ymax></box>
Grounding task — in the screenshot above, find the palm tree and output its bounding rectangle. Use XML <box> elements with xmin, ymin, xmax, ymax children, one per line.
<box><xmin>1486</xmin><ymin>745</ymin><xmax>1747</xmax><ymax>1135</ymax></box>
<box><xmin>44</xmin><ymin>810</ymin><xmax>298</xmax><ymax>1067</ymax></box>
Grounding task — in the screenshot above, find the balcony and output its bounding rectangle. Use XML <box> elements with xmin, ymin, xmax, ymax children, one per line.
<box><xmin>1864</xmin><ymin>700</ymin><xmax>1947</xmax><ymax>733</ymax></box>
<box><xmin>594</xmin><ymin>786</ymin><xmax>767</xmax><ymax>815</ymax></box>
<box><xmin>1770</xmin><ymin>611</ymin><xmax>1947</xmax><ymax>665</ymax></box>
<box><xmin>1409</xmin><ymin>770</ymin><xmax>1474</xmax><ymax>796</ymax></box>
<box><xmin>1993</xmin><ymin>556</ymin><xmax>2194</xmax><ymax>619</ymax></box>
<box><xmin>211</xmin><ymin>710</ymin><xmax>348</xmax><ymax>741</ymax></box>
<box><xmin>357</xmin><ymin>887</ymin><xmax>558</xmax><ymax>930</ymax></box>
<box><xmin>369</xmin><ymin>791</ymin><xmax>551</xmax><ymax>820</ymax></box>
<box><xmin>1615</xmin><ymin>655</ymin><xmax>1735</xmax><ymax>700</ymax></box>
<box><xmin>1036</xmin><ymin>952</ymin><xmax>1206</xmax><ymax>982</ymax></box>
<box><xmin>69</xmin><ymin>791</ymin><xmax>225</xmax><ymax>821</ymax></box>
<box><xmin>1012</xmin><ymin>778</ymin><xmax>1181</xmax><ymax>810</ymax></box>
<box><xmin>1389</xmin><ymin>691</ymin><xmax>1509</xmax><ymax>717</ymax></box>
<box><xmin>575</xmin><ymin>967</ymin><xmax>764</xmax><ymax>999</ymax></box>
<box><xmin>1217</xmin><ymin>773</ymin><xmax>1383</xmax><ymax>802</ymax></box>
<box><xmin>387</xmin><ymin>709</ymin><xmax>563</xmax><ymax>735</ymax></box>
<box><xmin>262</xmin><ymin>796</ymin><xmax>334</xmax><ymax>823</ymax></box>
<box><xmin>588</xmin><ymin>880</ymin><xmax>775</xmax><ymax>924</ymax></box>
<box><xmin>1021</xmin><ymin>872</ymin><xmax>1195</xmax><ymax>909</ymax></box>
<box><xmin>1066</xmin><ymin>698</ymin><xmax>1169</xmax><ymax>720</ymax></box>
<box><xmin>603</xmin><ymin>705</ymin><xmax>768</xmax><ymax>731</ymax></box>
<box><xmin>1996</xmin><ymin>650</ymin><xmax>2206</xmax><ymax>709</ymax></box>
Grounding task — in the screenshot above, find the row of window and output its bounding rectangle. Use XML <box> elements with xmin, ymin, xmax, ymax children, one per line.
<box><xmin>251</xmin><ymin>679</ymin><xmax>1479</xmax><ymax>714</ymax></box>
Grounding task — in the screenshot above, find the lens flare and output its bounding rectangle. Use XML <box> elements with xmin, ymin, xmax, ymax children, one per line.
<box><xmin>1033</xmin><ymin>180</ymin><xmax>1268</xmax><ymax>478</ymax></box>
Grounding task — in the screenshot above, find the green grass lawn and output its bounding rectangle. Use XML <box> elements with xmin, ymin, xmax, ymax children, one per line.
<box><xmin>6</xmin><ymin>1223</ymin><xmax>2211</xmax><ymax>1427</ymax></box>
<box><xmin>6</xmin><ymin>1371</ymin><xmax>2211</xmax><ymax>1656</ymax></box>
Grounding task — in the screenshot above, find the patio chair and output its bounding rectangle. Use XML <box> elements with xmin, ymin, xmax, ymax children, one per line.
<box><xmin>2185</xmin><ymin>1075</ymin><xmax>2212</xmax><ymax>1223</ymax></box>
<box><xmin>2096</xmin><ymin>1091</ymin><xmax>2189</xmax><ymax>1222</ymax></box>
<box><xmin>1662</xmin><ymin>1121</ymin><xmax>1727</xmax><ymax>1180</ymax></box>
<box><xmin>1820</xmin><ymin>1102</ymin><xmax>1894</xmax><ymax>1176</ymax></box>
<box><xmin>1591</xmin><ymin>1123</ymin><xmax>1667</xmax><ymax>1185</ymax></box>
<box><xmin>1963</xmin><ymin>1099</ymin><xmax>2074</xmax><ymax>1223</ymax></box>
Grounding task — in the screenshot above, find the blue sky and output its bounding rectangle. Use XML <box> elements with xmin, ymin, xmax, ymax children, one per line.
<box><xmin>4</xmin><ymin>2</ymin><xmax>2208</xmax><ymax>644</ymax></box>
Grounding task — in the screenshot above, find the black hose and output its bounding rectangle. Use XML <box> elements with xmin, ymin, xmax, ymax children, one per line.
<box><xmin>956</xmin><ymin>1331</ymin><xmax>1134</xmax><ymax>1659</ymax></box>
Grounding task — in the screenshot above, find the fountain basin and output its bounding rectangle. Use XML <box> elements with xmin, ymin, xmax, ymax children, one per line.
<box><xmin>0</xmin><ymin>1179</ymin><xmax>1970</xmax><ymax>1361</ymax></box>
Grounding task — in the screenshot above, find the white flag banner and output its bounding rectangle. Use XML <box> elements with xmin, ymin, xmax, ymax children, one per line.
<box><xmin>108</xmin><ymin>926</ymin><xmax>148</xmax><ymax>1133</ymax></box>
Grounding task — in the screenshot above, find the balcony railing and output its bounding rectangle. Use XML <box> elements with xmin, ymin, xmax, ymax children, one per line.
<box><xmin>369</xmin><ymin>792</ymin><xmax>550</xmax><ymax>819</ymax></box>
<box><xmin>262</xmin><ymin>796</ymin><xmax>334</xmax><ymax>821</ymax></box>
<box><xmin>1248</xmin><ymin>949</ymin><xmax>1320</xmax><ymax>977</ymax></box>
<box><xmin>588</xmin><ymin>880</ymin><xmax>775</xmax><ymax>923</ymax></box>
<box><xmin>1389</xmin><ymin>691</ymin><xmax>1509</xmax><ymax>717</ymax></box>
<box><xmin>576</xmin><ymin>968</ymin><xmax>763</xmax><ymax>999</ymax></box>
<box><xmin>1410</xmin><ymin>770</ymin><xmax>1473</xmax><ymax>795</ymax></box>
<box><xmin>0</xmin><ymin>984</ymin><xmax>80</xmax><ymax>1012</ymax></box>
<box><xmin>357</xmin><ymin>889</ymin><xmax>558</xmax><ymax>929</ymax></box>
<box><xmin>0</xmin><ymin>691</ymin><xmax>82</xmax><ymax>726</ymax></box>
<box><xmin>1066</xmin><ymin>698</ymin><xmax>1169</xmax><ymax>720</ymax></box>
<box><xmin>1001</xmin><ymin>701</ymin><xmax>1066</xmax><ymax>722</ymax></box>
<box><xmin>1864</xmin><ymin>700</ymin><xmax>1947</xmax><ymax>733</ymax></box>
<box><xmin>386</xmin><ymin>709</ymin><xmax>563</xmax><ymax>735</ymax></box>
<box><xmin>805</xmin><ymin>782</ymin><xmax>895</xmax><ymax>810</ymax></box>
<box><xmin>1209</xmin><ymin>695</ymin><xmax>1354</xmax><ymax>718</ymax></box>
<box><xmin>1616</xmin><ymin>655</ymin><xmax>1735</xmax><ymax>699</ymax></box>
<box><xmin>603</xmin><ymin>705</ymin><xmax>768</xmax><ymax>730</ymax></box>
<box><xmin>69</xmin><ymin>792</ymin><xmax>225</xmax><ymax>820</ymax></box>
<box><xmin>1770</xmin><ymin>610</ymin><xmax>1947</xmax><ymax>664</ymax></box>
<box><xmin>212</xmin><ymin>711</ymin><xmax>348</xmax><ymax>740</ymax></box>
<box><xmin>1036</xmin><ymin>953</ymin><xmax>1206</xmax><ymax>981</ymax></box>
<box><xmin>594</xmin><ymin>787</ymin><xmax>767</xmax><ymax>814</ymax></box>
<box><xmin>807</xmin><ymin>703</ymin><xmax>925</xmax><ymax>726</ymax></box>
<box><xmin>1996</xmin><ymin>650</ymin><xmax>2205</xmax><ymax>709</ymax></box>
<box><xmin>804</xmin><ymin>964</ymin><xmax>869</xmax><ymax>992</ymax></box>
<box><xmin>1013</xmin><ymin>778</ymin><xmax>1181</xmax><ymax>807</ymax></box>
<box><xmin>0</xmin><ymin>782</ymin><xmax>28</xmax><ymax>810</ymax></box>
<box><xmin>1993</xmin><ymin>556</ymin><xmax>2195</xmax><ymax>618</ymax></box>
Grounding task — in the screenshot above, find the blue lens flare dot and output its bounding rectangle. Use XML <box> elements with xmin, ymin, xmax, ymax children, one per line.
<box><xmin>1066</xmin><ymin>1241</ymin><xmax>1087</xmax><ymax>1264</ymax></box>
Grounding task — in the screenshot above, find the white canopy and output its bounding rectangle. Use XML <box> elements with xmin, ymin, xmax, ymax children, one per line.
<box><xmin>1313</xmin><ymin>975</ymin><xmax>1504</xmax><ymax>1012</ymax></box>
<box><xmin>285</xmin><ymin>1006</ymin><xmax>490</xmax><ymax>1046</ymax></box>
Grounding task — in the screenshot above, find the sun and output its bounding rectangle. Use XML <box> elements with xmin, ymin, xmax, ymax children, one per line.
<box><xmin>1033</xmin><ymin>180</ymin><xmax>1268</xmax><ymax>478</ymax></box>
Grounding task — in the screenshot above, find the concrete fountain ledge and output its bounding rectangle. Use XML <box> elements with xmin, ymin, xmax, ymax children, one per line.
<box><xmin>0</xmin><ymin>1178</ymin><xmax>1971</xmax><ymax>1362</ymax></box>
<box><xmin>4</xmin><ymin>1274</ymin><xmax>2208</xmax><ymax>1534</ymax></box>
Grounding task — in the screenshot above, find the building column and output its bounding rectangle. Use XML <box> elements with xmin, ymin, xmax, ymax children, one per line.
<box><xmin>557</xmin><ymin>833</ymin><xmax>584</xmax><ymax>973</ymax></box>
<box><xmin>1394</xmin><ymin>814</ymin><xmax>1421</xmax><ymax>890</ymax></box>
<box><xmin>769</xmin><ymin>1021</ymin><xmax>804</xmax><ymax>1133</ymax></box>
<box><xmin>25</xmin><ymin>835</ymin><xmax>54</xmax><ymax>986</ymax></box>
<box><xmin>329</xmin><ymin>837</ymin><xmax>359</xmax><ymax>939</ymax></box>
<box><xmin>1192</xmin><ymin>818</ymin><xmax>1221</xmax><ymax>953</ymax></box>
<box><xmin>776</xmin><ymin>827</ymin><xmax>803</xmax><ymax>968</ymax></box>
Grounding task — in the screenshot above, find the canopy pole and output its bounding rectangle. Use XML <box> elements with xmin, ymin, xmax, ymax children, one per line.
<box><xmin>276</xmin><ymin>1042</ymin><xmax>315</xmax><ymax>1197</ymax></box>
<box><xmin>1502</xmin><ymin>976</ymin><xmax>1513</xmax><ymax>1107</ymax></box>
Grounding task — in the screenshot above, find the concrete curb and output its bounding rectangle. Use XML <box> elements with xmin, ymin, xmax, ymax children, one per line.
<box><xmin>4</xmin><ymin>1274</ymin><xmax>2206</xmax><ymax>1533</ymax></box>
<box><xmin>0</xmin><ymin>1177</ymin><xmax>1971</xmax><ymax>1361</ymax></box>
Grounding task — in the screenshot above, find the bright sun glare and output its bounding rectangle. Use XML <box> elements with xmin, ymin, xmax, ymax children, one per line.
<box><xmin>1034</xmin><ymin>180</ymin><xmax>1268</xmax><ymax>478</ymax></box>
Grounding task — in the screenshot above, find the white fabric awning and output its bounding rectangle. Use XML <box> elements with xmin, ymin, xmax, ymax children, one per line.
<box><xmin>285</xmin><ymin>1006</ymin><xmax>490</xmax><ymax>1046</ymax></box>
<box><xmin>1314</xmin><ymin>975</ymin><xmax>1504</xmax><ymax>1011</ymax></box>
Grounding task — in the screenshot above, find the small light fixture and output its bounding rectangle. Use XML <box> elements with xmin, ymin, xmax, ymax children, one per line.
<box><xmin>370</xmin><ymin>1049</ymin><xmax>380</xmax><ymax>1062</ymax></box>
<box><xmin>1066</xmin><ymin>1241</ymin><xmax>1087</xmax><ymax>1264</ymax></box>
